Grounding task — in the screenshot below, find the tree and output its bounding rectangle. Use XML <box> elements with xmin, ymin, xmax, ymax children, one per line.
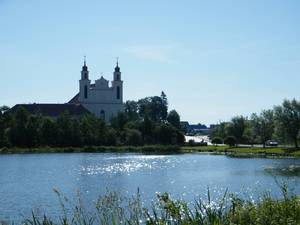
<box><xmin>41</xmin><ymin>118</ymin><xmax>58</xmax><ymax>146</ymax></box>
<box><xmin>227</xmin><ymin>116</ymin><xmax>247</xmax><ymax>144</ymax></box>
<box><xmin>124</xmin><ymin>100</ymin><xmax>139</xmax><ymax>121</ymax></box>
<box><xmin>274</xmin><ymin>99</ymin><xmax>300</xmax><ymax>148</ymax></box>
<box><xmin>125</xmin><ymin>129</ymin><xmax>143</xmax><ymax>146</ymax></box>
<box><xmin>167</xmin><ymin>110</ymin><xmax>181</xmax><ymax>129</ymax></box>
<box><xmin>224</xmin><ymin>136</ymin><xmax>237</xmax><ymax>147</ymax></box>
<box><xmin>104</xmin><ymin>128</ymin><xmax>117</xmax><ymax>146</ymax></box>
<box><xmin>56</xmin><ymin>112</ymin><xmax>74</xmax><ymax>147</ymax></box>
<box><xmin>111</xmin><ymin>112</ymin><xmax>128</xmax><ymax>131</ymax></box>
<box><xmin>250</xmin><ymin>110</ymin><xmax>274</xmax><ymax>148</ymax></box>
<box><xmin>210</xmin><ymin>122</ymin><xmax>227</xmax><ymax>142</ymax></box>
<box><xmin>154</xmin><ymin>123</ymin><xmax>182</xmax><ymax>145</ymax></box>
<box><xmin>138</xmin><ymin>94</ymin><xmax>168</xmax><ymax>122</ymax></box>
<box><xmin>160</xmin><ymin>91</ymin><xmax>168</xmax><ymax>120</ymax></box>
<box><xmin>10</xmin><ymin>107</ymin><xmax>30</xmax><ymax>147</ymax></box>
<box><xmin>26</xmin><ymin>116</ymin><xmax>41</xmax><ymax>147</ymax></box>
<box><xmin>211</xmin><ymin>137</ymin><xmax>223</xmax><ymax>146</ymax></box>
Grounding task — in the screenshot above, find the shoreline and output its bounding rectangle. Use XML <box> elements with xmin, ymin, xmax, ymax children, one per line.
<box><xmin>1</xmin><ymin>145</ymin><xmax>300</xmax><ymax>158</ymax></box>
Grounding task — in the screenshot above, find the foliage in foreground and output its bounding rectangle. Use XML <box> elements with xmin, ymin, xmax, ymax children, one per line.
<box><xmin>2</xmin><ymin>185</ymin><xmax>300</xmax><ymax>225</ymax></box>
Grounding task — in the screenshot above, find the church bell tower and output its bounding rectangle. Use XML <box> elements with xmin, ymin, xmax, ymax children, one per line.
<box><xmin>79</xmin><ymin>56</ymin><xmax>91</xmax><ymax>103</ymax></box>
<box><xmin>112</xmin><ymin>59</ymin><xmax>123</xmax><ymax>103</ymax></box>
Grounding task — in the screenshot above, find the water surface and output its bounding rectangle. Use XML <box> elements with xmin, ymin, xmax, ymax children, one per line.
<box><xmin>0</xmin><ymin>153</ymin><xmax>299</xmax><ymax>221</ymax></box>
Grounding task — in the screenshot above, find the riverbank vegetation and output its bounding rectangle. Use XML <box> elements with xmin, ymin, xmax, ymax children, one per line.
<box><xmin>181</xmin><ymin>145</ymin><xmax>300</xmax><ymax>157</ymax></box>
<box><xmin>210</xmin><ymin>98</ymin><xmax>300</xmax><ymax>149</ymax></box>
<box><xmin>0</xmin><ymin>92</ymin><xmax>184</xmax><ymax>149</ymax></box>
<box><xmin>1</xmin><ymin>185</ymin><xmax>300</xmax><ymax>225</ymax></box>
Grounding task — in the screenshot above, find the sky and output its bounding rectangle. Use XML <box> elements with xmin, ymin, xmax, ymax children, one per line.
<box><xmin>1</xmin><ymin>0</ymin><xmax>300</xmax><ymax>125</ymax></box>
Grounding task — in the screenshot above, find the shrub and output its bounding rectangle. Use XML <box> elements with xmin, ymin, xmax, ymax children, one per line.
<box><xmin>188</xmin><ymin>139</ymin><xmax>195</xmax><ymax>146</ymax></box>
<box><xmin>224</xmin><ymin>136</ymin><xmax>237</xmax><ymax>147</ymax></box>
<box><xmin>125</xmin><ymin>129</ymin><xmax>143</xmax><ymax>146</ymax></box>
<box><xmin>211</xmin><ymin>137</ymin><xmax>223</xmax><ymax>145</ymax></box>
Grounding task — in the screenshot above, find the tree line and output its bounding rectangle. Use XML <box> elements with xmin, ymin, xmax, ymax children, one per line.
<box><xmin>210</xmin><ymin>98</ymin><xmax>300</xmax><ymax>148</ymax></box>
<box><xmin>0</xmin><ymin>92</ymin><xmax>185</xmax><ymax>148</ymax></box>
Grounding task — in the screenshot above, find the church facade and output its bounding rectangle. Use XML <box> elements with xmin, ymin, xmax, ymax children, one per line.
<box><xmin>69</xmin><ymin>59</ymin><xmax>124</xmax><ymax>122</ymax></box>
<box><xmin>11</xmin><ymin>59</ymin><xmax>124</xmax><ymax>122</ymax></box>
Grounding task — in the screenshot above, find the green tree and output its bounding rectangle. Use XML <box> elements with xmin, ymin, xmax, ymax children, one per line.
<box><xmin>138</xmin><ymin>94</ymin><xmax>168</xmax><ymax>122</ymax></box>
<box><xmin>224</xmin><ymin>136</ymin><xmax>237</xmax><ymax>147</ymax></box>
<box><xmin>111</xmin><ymin>112</ymin><xmax>128</xmax><ymax>131</ymax></box>
<box><xmin>41</xmin><ymin>118</ymin><xmax>58</xmax><ymax>146</ymax></box>
<box><xmin>160</xmin><ymin>91</ymin><xmax>168</xmax><ymax>120</ymax></box>
<box><xmin>10</xmin><ymin>107</ymin><xmax>30</xmax><ymax>147</ymax></box>
<box><xmin>124</xmin><ymin>100</ymin><xmax>139</xmax><ymax>121</ymax></box>
<box><xmin>227</xmin><ymin>116</ymin><xmax>247</xmax><ymax>144</ymax></box>
<box><xmin>56</xmin><ymin>112</ymin><xmax>74</xmax><ymax>147</ymax></box>
<box><xmin>140</xmin><ymin>115</ymin><xmax>154</xmax><ymax>144</ymax></box>
<box><xmin>125</xmin><ymin>129</ymin><xmax>143</xmax><ymax>146</ymax></box>
<box><xmin>167</xmin><ymin>110</ymin><xmax>181</xmax><ymax>129</ymax></box>
<box><xmin>154</xmin><ymin>123</ymin><xmax>182</xmax><ymax>145</ymax></box>
<box><xmin>274</xmin><ymin>99</ymin><xmax>300</xmax><ymax>148</ymax></box>
<box><xmin>26</xmin><ymin>116</ymin><xmax>41</xmax><ymax>147</ymax></box>
<box><xmin>211</xmin><ymin>137</ymin><xmax>223</xmax><ymax>146</ymax></box>
<box><xmin>104</xmin><ymin>128</ymin><xmax>117</xmax><ymax>146</ymax></box>
<box><xmin>251</xmin><ymin>110</ymin><xmax>274</xmax><ymax>148</ymax></box>
<box><xmin>210</xmin><ymin>122</ymin><xmax>227</xmax><ymax>142</ymax></box>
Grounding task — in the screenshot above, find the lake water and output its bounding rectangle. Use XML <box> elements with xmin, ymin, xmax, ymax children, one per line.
<box><xmin>0</xmin><ymin>153</ymin><xmax>300</xmax><ymax>222</ymax></box>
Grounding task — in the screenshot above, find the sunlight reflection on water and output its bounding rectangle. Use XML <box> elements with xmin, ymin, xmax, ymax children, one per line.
<box><xmin>0</xmin><ymin>153</ymin><xmax>300</xmax><ymax>222</ymax></box>
<box><xmin>80</xmin><ymin>155</ymin><xmax>175</xmax><ymax>175</ymax></box>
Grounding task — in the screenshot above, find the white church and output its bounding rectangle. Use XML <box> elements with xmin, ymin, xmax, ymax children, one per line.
<box><xmin>11</xmin><ymin>59</ymin><xmax>124</xmax><ymax>122</ymax></box>
<box><xmin>69</xmin><ymin>58</ymin><xmax>124</xmax><ymax>121</ymax></box>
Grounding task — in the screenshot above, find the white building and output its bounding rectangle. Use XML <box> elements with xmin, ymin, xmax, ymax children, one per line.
<box><xmin>69</xmin><ymin>59</ymin><xmax>124</xmax><ymax>122</ymax></box>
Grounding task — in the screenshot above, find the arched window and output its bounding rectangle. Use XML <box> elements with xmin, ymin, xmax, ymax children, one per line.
<box><xmin>117</xmin><ymin>86</ymin><xmax>120</xmax><ymax>100</ymax></box>
<box><xmin>84</xmin><ymin>85</ymin><xmax>88</xmax><ymax>99</ymax></box>
<box><xmin>100</xmin><ymin>110</ymin><xmax>105</xmax><ymax>120</ymax></box>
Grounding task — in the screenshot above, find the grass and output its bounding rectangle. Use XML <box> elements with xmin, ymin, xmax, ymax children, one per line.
<box><xmin>0</xmin><ymin>145</ymin><xmax>182</xmax><ymax>155</ymax></box>
<box><xmin>181</xmin><ymin>145</ymin><xmax>300</xmax><ymax>158</ymax></box>
<box><xmin>1</xmin><ymin>145</ymin><xmax>300</xmax><ymax>158</ymax></box>
<box><xmin>1</xmin><ymin>185</ymin><xmax>300</xmax><ymax>225</ymax></box>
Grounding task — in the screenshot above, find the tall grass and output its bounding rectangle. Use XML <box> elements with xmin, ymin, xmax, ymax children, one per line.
<box><xmin>2</xmin><ymin>185</ymin><xmax>300</xmax><ymax>225</ymax></box>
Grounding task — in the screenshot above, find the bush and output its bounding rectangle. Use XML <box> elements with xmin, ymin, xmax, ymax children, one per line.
<box><xmin>188</xmin><ymin>139</ymin><xmax>195</xmax><ymax>146</ymax></box>
<box><xmin>211</xmin><ymin>137</ymin><xmax>223</xmax><ymax>145</ymax></box>
<box><xmin>125</xmin><ymin>129</ymin><xmax>143</xmax><ymax>146</ymax></box>
<box><xmin>15</xmin><ymin>185</ymin><xmax>300</xmax><ymax>225</ymax></box>
<box><xmin>224</xmin><ymin>136</ymin><xmax>237</xmax><ymax>147</ymax></box>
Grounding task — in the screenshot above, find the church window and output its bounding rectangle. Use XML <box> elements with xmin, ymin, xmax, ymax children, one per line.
<box><xmin>117</xmin><ymin>86</ymin><xmax>120</xmax><ymax>99</ymax></box>
<box><xmin>100</xmin><ymin>110</ymin><xmax>105</xmax><ymax>120</ymax></box>
<box><xmin>117</xmin><ymin>74</ymin><xmax>120</xmax><ymax>80</ymax></box>
<box><xmin>84</xmin><ymin>85</ymin><xmax>88</xmax><ymax>99</ymax></box>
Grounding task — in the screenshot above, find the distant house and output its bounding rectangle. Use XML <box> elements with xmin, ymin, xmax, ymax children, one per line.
<box><xmin>181</xmin><ymin>122</ymin><xmax>212</xmax><ymax>135</ymax></box>
<box><xmin>10</xmin><ymin>58</ymin><xmax>124</xmax><ymax>121</ymax></box>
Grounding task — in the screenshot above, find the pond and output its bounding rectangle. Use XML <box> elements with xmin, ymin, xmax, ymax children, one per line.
<box><xmin>0</xmin><ymin>153</ymin><xmax>300</xmax><ymax>222</ymax></box>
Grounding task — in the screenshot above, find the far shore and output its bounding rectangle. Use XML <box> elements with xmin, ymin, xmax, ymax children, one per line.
<box><xmin>1</xmin><ymin>145</ymin><xmax>300</xmax><ymax>158</ymax></box>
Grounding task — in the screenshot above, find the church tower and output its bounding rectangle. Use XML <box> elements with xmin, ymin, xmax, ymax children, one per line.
<box><xmin>79</xmin><ymin>57</ymin><xmax>91</xmax><ymax>103</ymax></box>
<box><xmin>75</xmin><ymin>57</ymin><xmax>124</xmax><ymax>122</ymax></box>
<box><xmin>111</xmin><ymin>59</ymin><xmax>123</xmax><ymax>103</ymax></box>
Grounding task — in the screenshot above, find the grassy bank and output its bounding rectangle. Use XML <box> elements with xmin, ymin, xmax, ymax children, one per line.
<box><xmin>1</xmin><ymin>145</ymin><xmax>300</xmax><ymax>157</ymax></box>
<box><xmin>181</xmin><ymin>145</ymin><xmax>300</xmax><ymax>158</ymax></box>
<box><xmin>1</xmin><ymin>186</ymin><xmax>300</xmax><ymax>225</ymax></box>
<box><xmin>0</xmin><ymin>145</ymin><xmax>181</xmax><ymax>154</ymax></box>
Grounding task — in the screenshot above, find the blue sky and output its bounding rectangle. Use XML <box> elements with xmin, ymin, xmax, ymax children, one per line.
<box><xmin>1</xmin><ymin>0</ymin><xmax>300</xmax><ymax>125</ymax></box>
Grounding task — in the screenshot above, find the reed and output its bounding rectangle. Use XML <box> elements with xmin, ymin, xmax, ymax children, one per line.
<box><xmin>2</xmin><ymin>184</ymin><xmax>300</xmax><ymax>225</ymax></box>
